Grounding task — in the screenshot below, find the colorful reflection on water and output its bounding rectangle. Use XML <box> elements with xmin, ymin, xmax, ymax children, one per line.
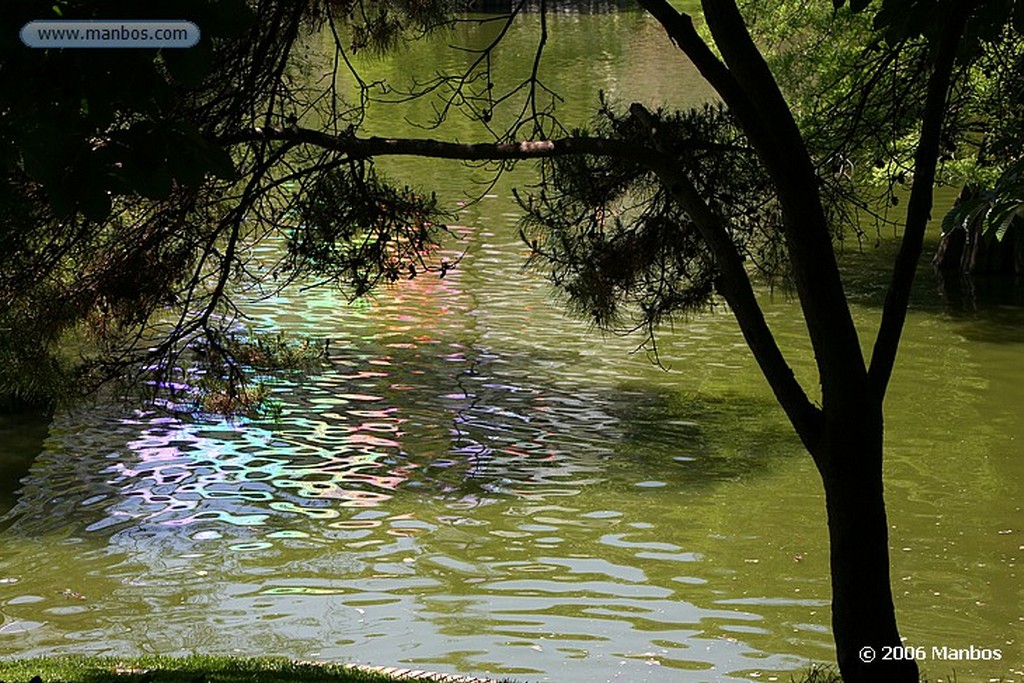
<box><xmin>0</xmin><ymin>335</ymin><xmax>821</xmax><ymax>682</ymax></box>
<box><xmin>0</xmin><ymin>218</ymin><xmax>835</xmax><ymax>679</ymax></box>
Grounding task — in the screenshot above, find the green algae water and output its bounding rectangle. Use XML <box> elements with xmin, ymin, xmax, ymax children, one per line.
<box><xmin>1</xmin><ymin>10</ymin><xmax>1021</xmax><ymax>683</ymax></box>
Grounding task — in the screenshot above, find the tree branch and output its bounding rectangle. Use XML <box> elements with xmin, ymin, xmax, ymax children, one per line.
<box><xmin>633</xmin><ymin>0</ymin><xmax>768</xmax><ymax>145</ymax></box>
<box><xmin>869</xmin><ymin>3</ymin><xmax>975</xmax><ymax>399</ymax></box>
<box><xmin>697</xmin><ymin>0</ymin><xmax>871</xmax><ymax>416</ymax></box>
<box><xmin>635</xmin><ymin>0</ymin><xmax>869</xmax><ymax>419</ymax></box>
<box><xmin>629</xmin><ymin>103</ymin><xmax>822</xmax><ymax>447</ymax></box>
<box><xmin>223</xmin><ymin>119</ymin><xmax>824</xmax><ymax>444</ymax></box>
<box><xmin>220</xmin><ymin>125</ymin><xmax>664</xmax><ymax>163</ymax></box>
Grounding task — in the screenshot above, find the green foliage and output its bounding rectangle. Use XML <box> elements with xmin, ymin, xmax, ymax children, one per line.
<box><xmin>0</xmin><ymin>1</ymin><xmax>251</xmax><ymax>220</ymax></box>
<box><xmin>0</xmin><ymin>0</ymin><xmax>462</xmax><ymax>406</ymax></box>
<box><xmin>519</xmin><ymin>102</ymin><xmax>780</xmax><ymax>335</ymax></box>
<box><xmin>0</xmin><ymin>186</ymin><xmax>99</xmax><ymax>407</ymax></box>
<box><xmin>943</xmin><ymin>157</ymin><xmax>1024</xmax><ymax>243</ymax></box>
<box><xmin>0</xmin><ymin>0</ymin><xmax>459</xmax><ymax>224</ymax></box>
<box><xmin>0</xmin><ymin>323</ymin><xmax>77</xmax><ymax>409</ymax></box>
<box><xmin>0</xmin><ymin>0</ymin><xmax>272</xmax><ymax>405</ymax></box>
<box><xmin>742</xmin><ymin>2</ymin><xmax>917</xmax><ymax>180</ymax></box>
<box><xmin>3</xmin><ymin>0</ymin><xmax>1021</xmax><ymax>411</ymax></box>
<box><xmin>163</xmin><ymin>329</ymin><xmax>328</xmax><ymax>418</ymax></box>
<box><xmin>291</xmin><ymin>162</ymin><xmax>452</xmax><ymax>298</ymax></box>
<box><xmin>221</xmin><ymin>329</ymin><xmax>329</xmax><ymax>371</ymax></box>
<box><xmin>743</xmin><ymin>1</ymin><xmax>1024</xmax><ymax>242</ymax></box>
<box><xmin>833</xmin><ymin>0</ymin><xmax>1024</xmax><ymax>49</ymax></box>
<box><xmin>192</xmin><ymin>377</ymin><xmax>282</xmax><ymax>418</ymax></box>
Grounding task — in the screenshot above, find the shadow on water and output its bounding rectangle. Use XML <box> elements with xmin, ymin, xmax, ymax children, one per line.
<box><xmin>930</xmin><ymin>271</ymin><xmax>1024</xmax><ymax>344</ymax></box>
<box><xmin>837</xmin><ymin>237</ymin><xmax>1024</xmax><ymax>346</ymax></box>
<box><xmin>0</xmin><ymin>405</ymin><xmax>52</xmax><ymax>519</ymax></box>
<box><xmin>603</xmin><ymin>384</ymin><xmax>800</xmax><ymax>486</ymax></box>
<box><xmin>0</xmin><ymin>339</ymin><xmax>819</xmax><ymax>681</ymax></box>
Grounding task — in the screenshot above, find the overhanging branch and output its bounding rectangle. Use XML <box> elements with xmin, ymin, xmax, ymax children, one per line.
<box><xmin>219</xmin><ymin>125</ymin><xmax>666</xmax><ymax>164</ymax></box>
<box><xmin>634</xmin><ymin>0</ymin><xmax>767</xmax><ymax>145</ymax></box>
<box><xmin>220</xmin><ymin>119</ymin><xmax>822</xmax><ymax>445</ymax></box>
<box><xmin>637</xmin><ymin>0</ymin><xmax>869</xmax><ymax>415</ymax></box>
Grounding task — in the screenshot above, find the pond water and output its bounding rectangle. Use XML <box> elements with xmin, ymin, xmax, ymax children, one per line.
<box><xmin>1</xmin><ymin>8</ymin><xmax>1022</xmax><ymax>683</ymax></box>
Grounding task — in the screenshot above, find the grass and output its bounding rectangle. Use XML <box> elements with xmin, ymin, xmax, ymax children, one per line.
<box><xmin>0</xmin><ymin>656</ymin><xmax>973</xmax><ymax>683</ymax></box>
<box><xmin>0</xmin><ymin>656</ymin><xmax>500</xmax><ymax>683</ymax></box>
<box><xmin>789</xmin><ymin>664</ymin><xmax>968</xmax><ymax>683</ymax></box>
<box><xmin>791</xmin><ymin>665</ymin><xmax>842</xmax><ymax>682</ymax></box>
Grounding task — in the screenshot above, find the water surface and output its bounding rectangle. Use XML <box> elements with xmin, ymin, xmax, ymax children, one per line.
<box><xmin>1</xmin><ymin>9</ymin><xmax>1022</xmax><ymax>683</ymax></box>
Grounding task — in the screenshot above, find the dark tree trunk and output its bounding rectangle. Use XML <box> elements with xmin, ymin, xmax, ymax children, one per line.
<box><xmin>815</xmin><ymin>409</ymin><xmax>919</xmax><ymax>683</ymax></box>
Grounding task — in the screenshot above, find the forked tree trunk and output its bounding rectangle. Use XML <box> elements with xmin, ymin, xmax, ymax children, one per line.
<box><xmin>815</xmin><ymin>410</ymin><xmax>919</xmax><ymax>683</ymax></box>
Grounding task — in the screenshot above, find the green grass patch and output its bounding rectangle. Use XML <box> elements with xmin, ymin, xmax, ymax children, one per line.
<box><xmin>788</xmin><ymin>664</ymin><xmax>960</xmax><ymax>683</ymax></box>
<box><xmin>790</xmin><ymin>665</ymin><xmax>842</xmax><ymax>683</ymax></box>
<box><xmin>0</xmin><ymin>656</ymin><xmax>457</xmax><ymax>683</ymax></box>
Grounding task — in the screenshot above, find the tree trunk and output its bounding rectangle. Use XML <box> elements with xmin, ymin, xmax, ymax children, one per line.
<box><xmin>814</xmin><ymin>410</ymin><xmax>919</xmax><ymax>683</ymax></box>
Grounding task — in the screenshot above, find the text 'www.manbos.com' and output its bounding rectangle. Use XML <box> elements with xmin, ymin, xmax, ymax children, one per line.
<box><xmin>21</xmin><ymin>21</ymin><xmax>200</xmax><ymax>49</ymax></box>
